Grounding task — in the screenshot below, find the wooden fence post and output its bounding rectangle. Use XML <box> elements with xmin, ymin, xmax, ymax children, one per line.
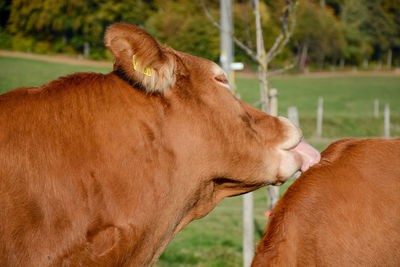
<box><xmin>288</xmin><ymin>106</ymin><xmax>299</xmax><ymax>127</ymax></box>
<box><xmin>267</xmin><ymin>89</ymin><xmax>280</xmax><ymax>211</ymax></box>
<box><xmin>317</xmin><ymin>97</ymin><xmax>323</xmax><ymax>138</ymax></box>
<box><xmin>384</xmin><ymin>104</ymin><xmax>390</xmax><ymax>138</ymax></box>
<box><xmin>243</xmin><ymin>192</ymin><xmax>254</xmax><ymax>267</ymax></box>
<box><xmin>374</xmin><ymin>99</ymin><xmax>379</xmax><ymax>118</ymax></box>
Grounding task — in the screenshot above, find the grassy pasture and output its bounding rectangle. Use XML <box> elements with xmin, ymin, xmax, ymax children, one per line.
<box><xmin>236</xmin><ymin>76</ymin><xmax>400</xmax><ymax>140</ymax></box>
<box><xmin>0</xmin><ymin>55</ymin><xmax>399</xmax><ymax>266</ymax></box>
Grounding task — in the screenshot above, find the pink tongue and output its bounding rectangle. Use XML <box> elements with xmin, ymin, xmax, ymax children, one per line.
<box><xmin>293</xmin><ymin>141</ymin><xmax>321</xmax><ymax>172</ymax></box>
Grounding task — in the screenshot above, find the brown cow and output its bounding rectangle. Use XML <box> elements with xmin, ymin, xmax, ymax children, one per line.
<box><xmin>252</xmin><ymin>138</ymin><xmax>400</xmax><ymax>267</ymax></box>
<box><xmin>0</xmin><ymin>24</ymin><xmax>320</xmax><ymax>266</ymax></box>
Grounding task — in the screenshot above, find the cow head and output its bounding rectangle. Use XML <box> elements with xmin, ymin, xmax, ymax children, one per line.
<box><xmin>104</xmin><ymin>23</ymin><xmax>319</xmax><ymax>261</ymax></box>
<box><xmin>105</xmin><ymin>22</ymin><xmax>319</xmax><ymax>208</ymax></box>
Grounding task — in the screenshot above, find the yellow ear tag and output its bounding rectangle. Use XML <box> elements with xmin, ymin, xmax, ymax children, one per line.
<box><xmin>132</xmin><ymin>54</ymin><xmax>152</xmax><ymax>77</ymax></box>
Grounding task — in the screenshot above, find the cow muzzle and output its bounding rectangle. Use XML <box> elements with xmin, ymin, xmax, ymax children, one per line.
<box><xmin>274</xmin><ymin>117</ymin><xmax>321</xmax><ymax>183</ymax></box>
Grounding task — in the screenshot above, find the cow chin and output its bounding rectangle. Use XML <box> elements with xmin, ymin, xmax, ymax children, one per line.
<box><xmin>257</xmin><ymin>149</ymin><xmax>301</xmax><ymax>186</ymax></box>
<box><xmin>276</xmin><ymin>150</ymin><xmax>303</xmax><ymax>184</ymax></box>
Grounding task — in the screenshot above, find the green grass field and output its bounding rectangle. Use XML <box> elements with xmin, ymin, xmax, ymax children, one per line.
<box><xmin>236</xmin><ymin>76</ymin><xmax>400</xmax><ymax>141</ymax></box>
<box><xmin>1</xmin><ymin>55</ymin><xmax>400</xmax><ymax>266</ymax></box>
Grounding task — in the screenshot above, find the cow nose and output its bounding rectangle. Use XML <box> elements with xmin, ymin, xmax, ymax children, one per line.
<box><xmin>291</xmin><ymin>141</ymin><xmax>321</xmax><ymax>172</ymax></box>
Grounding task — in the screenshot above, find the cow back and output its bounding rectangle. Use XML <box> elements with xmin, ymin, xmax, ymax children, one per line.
<box><xmin>252</xmin><ymin>138</ymin><xmax>400</xmax><ymax>266</ymax></box>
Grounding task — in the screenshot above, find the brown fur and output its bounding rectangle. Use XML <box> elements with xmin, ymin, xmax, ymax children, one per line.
<box><xmin>252</xmin><ymin>138</ymin><xmax>400</xmax><ymax>267</ymax></box>
<box><xmin>0</xmin><ymin>24</ymin><xmax>306</xmax><ymax>266</ymax></box>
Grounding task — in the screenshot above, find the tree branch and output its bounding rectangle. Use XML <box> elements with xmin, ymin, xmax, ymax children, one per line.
<box><xmin>199</xmin><ymin>0</ymin><xmax>260</xmax><ymax>63</ymax></box>
<box><xmin>266</xmin><ymin>33</ymin><xmax>284</xmax><ymax>62</ymax></box>
<box><xmin>269</xmin><ymin>63</ymin><xmax>295</xmax><ymax>76</ymax></box>
<box><xmin>243</xmin><ymin>5</ymin><xmax>254</xmax><ymax>51</ymax></box>
<box><xmin>200</xmin><ymin>0</ymin><xmax>297</xmax><ymax>74</ymax></box>
<box><xmin>266</xmin><ymin>0</ymin><xmax>298</xmax><ymax>64</ymax></box>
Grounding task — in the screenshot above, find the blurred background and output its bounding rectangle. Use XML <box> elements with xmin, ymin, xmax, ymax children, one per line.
<box><xmin>1</xmin><ymin>0</ymin><xmax>399</xmax><ymax>69</ymax></box>
<box><xmin>0</xmin><ymin>0</ymin><xmax>399</xmax><ymax>266</ymax></box>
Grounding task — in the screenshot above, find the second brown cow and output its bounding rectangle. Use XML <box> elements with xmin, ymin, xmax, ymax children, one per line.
<box><xmin>252</xmin><ymin>138</ymin><xmax>400</xmax><ymax>267</ymax></box>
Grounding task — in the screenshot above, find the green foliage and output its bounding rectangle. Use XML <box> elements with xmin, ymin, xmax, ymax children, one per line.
<box><xmin>382</xmin><ymin>0</ymin><xmax>400</xmax><ymax>50</ymax></box>
<box><xmin>0</xmin><ymin>0</ymin><xmax>399</xmax><ymax>67</ymax></box>
<box><xmin>360</xmin><ymin>0</ymin><xmax>395</xmax><ymax>54</ymax></box>
<box><xmin>233</xmin><ymin>1</ymin><xmax>283</xmax><ymax>65</ymax></box>
<box><xmin>88</xmin><ymin>46</ymin><xmax>107</xmax><ymax>60</ymax></box>
<box><xmin>11</xmin><ymin>34</ymin><xmax>34</xmax><ymax>52</ymax></box>
<box><xmin>340</xmin><ymin>0</ymin><xmax>371</xmax><ymax>63</ymax></box>
<box><xmin>145</xmin><ymin>0</ymin><xmax>220</xmax><ymax>61</ymax></box>
<box><xmin>33</xmin><ymin>40</ymin><xmax>52</xmax><ymax>54</ymax></box>
<box><xmin>5</xmin><ymin>0</ymin><xmax>156</xmax><ymax>58</ymax></box>
<box><xmin>0</xmin><ymin>0</ymin><xmax>11</xmax><ymax>27</ymax></box>
<box><xmin>294</xmin><ymin>1</ymin><xmax>345</xmax><ymax>66</ymax></box>
<box><xmin>0</xmin><ymin>30</ymin><xmax>12</xmax><ymax>49</ymax></box>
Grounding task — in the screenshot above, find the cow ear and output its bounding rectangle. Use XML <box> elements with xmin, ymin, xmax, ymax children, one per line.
<box><xmin>104</xmin><ymin>23</ymin><xmax>175</xmax><ymax>94</ymax></box>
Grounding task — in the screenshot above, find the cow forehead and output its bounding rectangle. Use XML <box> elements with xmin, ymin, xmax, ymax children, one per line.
<box><xmin>176</xmin><ymin>51</ymin><xmax>226</xmax><ymax>77</ymax></box>
<box><xmin>174</xmin><ymin>51</ymin><xmax>231</xmax><ymax>90</ymax></box>
<box><xmin>197</xmin><ymin>59</ymin><xmax>226</xmax><ymax>77</ymax></box>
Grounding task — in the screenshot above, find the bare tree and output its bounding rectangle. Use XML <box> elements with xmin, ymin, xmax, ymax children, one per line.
<box><xmin>200</xmin><ymin>0</ymin><xmax>298</xmax><ymax>113</ymax></box>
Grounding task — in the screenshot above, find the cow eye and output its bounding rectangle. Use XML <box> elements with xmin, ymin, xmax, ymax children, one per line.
<box><xmin>215</xmin><ymin>74</ymin><xmax>229</xmax><ymax>85</ymax></box>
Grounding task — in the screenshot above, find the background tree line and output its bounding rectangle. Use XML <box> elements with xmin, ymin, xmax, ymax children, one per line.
<box><xmin>0</xmin><ymin>0</ymin><xmax>399</xmax><ymax>71</ymax></box>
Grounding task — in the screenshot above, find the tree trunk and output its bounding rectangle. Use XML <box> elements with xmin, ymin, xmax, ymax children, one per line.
<box><xmin>299</xmin><ymin>44</ymin><xmax>308</xmax><ymax>72</ymax></box>
<box><xmin>377</xmin><ymin>51</ymin><xmax>382</xmax><ymax>70</ymax></box>
<box><xmin>330</xmin><ymin>57</ymin><xmax>336</xmax><ymax>72</ymax></box>
<box><xmin>84</xmin><ymin>42</ymin><xmax>90</xmax><ymax>58</ymax></box>
<box><xmin>387</xmin><ymin>49</ymin><xmax>392</xmax><ymax>70</ymax></box>
<box><xmin>340</xmin><ymin>57</ymin><xmax>345</xmax><ymax>69</ymax></box>
<box><xmin>318</xmin><ymin>54</ymin><xmax>325</xmax><ymax>71</ymax></box>
<box><xmin>363</xmin><ymin>56</ymin><xmax>368</xmax><ymax>69</ymax></box>
<box><xmin>253</xmin><ymin>0</ymin><xmax>268</xmax><ymax>113</ymax></box>
<box><xmin>244</xmin><ymin>7</ymin><xmax>253</xmax><ymax>50</ymax></box>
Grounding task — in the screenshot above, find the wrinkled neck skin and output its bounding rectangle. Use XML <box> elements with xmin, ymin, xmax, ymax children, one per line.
<box><xmin>142</xmin><ymin>173</ymin><xmax>218</xmax><ymax>266</ymax></box>
<box><xmin>129</xmin><ymin>156</ymin><xmax>262</xmax><ymax>266</ymax></box>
